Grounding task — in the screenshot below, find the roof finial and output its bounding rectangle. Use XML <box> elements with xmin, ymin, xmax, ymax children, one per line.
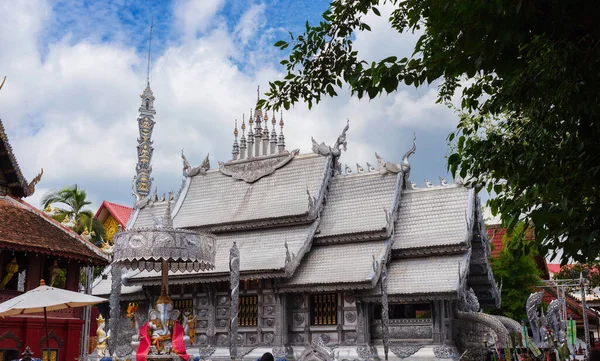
<box><xmin>279</xmin><ymin>110</ymin><xmax>284</xmax><ymax>132</ymax></box>
<box><xmin>146</xmin><ymin>17</ymin><xmax>154</xmax><ymax>86</ymax></box>
<box><xmin>269</xmin><ymin>110</ymin><xmax>278</xmax><ymax>154</ymax></box>
<box><xmin>254</xmin><ymin>86</ymin><xmax>263</xmax><ymax>120</ymax></box>
<box><xmin>277</xmin><ymin>110</ymin><xmax>285</xmax><ymax>153</ymax></box>
<box><xmin>239</xmin><ymin>114</ymin><xmax>247</xmax><ymax>159</ymax></box>
<box><xmin>401</xmin><ymin>132</ymin><xmax>417</xmax><ymax>188</ymax></box>
<box><xmin>247</xmin><ymin>109</ymin><xmax>255</xmax><ymax>158</ymax></box>
<box><xmin>232</xmin><ymin>119</ymin><xmax>240</xmax><ymax>160</ymax></box>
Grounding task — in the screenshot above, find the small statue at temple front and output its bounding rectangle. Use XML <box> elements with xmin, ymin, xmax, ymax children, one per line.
<box><xmin>49</xmin><ymin>260</ymin><xmax>61</xmax><ymax>287</ymax></box>
<box><xmin>133</xmin><ymin>286</ymin><xmax>193</xmax><ymax>359</ymax></box>
<box><xmin>184</xmin><ymin>311</ymin><xmax>197</xmax><ymax>345</ymax></box>
<box><xmin>96</xmin><ymin>314</ymin><xmax>110</xmax><ymax>357</ymax></box>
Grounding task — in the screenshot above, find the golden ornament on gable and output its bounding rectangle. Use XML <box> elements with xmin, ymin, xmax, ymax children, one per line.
<box><xmin>102</xmin><ymin>215</ymin><xmax>119</xmax><ymax>243</ymax></box>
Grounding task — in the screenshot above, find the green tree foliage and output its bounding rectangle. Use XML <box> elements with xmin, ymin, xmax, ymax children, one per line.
<box><xmin>41</xmin><ymin>184</ymin><xmax>105</xmax><ymax>244</ymax></box>
<box><xmin>261</xmin><ymin>0</ymin><xmax>600</xmax><ymax>263</ymax></box>
<box><xmin>491</xmin><ymin>235</ymin><xmax>542</xmax><ymax>320</ymax></box>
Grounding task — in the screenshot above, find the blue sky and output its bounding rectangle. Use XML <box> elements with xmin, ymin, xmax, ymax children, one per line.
<box><xmin>0</xmin><ymin>0</ymin><xmax>470</xmax><ymax>217</ymax></box>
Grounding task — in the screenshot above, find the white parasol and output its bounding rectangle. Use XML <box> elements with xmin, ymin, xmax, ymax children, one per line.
<box><xmin>0</xmin><ymin>279</ymin><xmax>107</xmax><ymax>352</ymax></box>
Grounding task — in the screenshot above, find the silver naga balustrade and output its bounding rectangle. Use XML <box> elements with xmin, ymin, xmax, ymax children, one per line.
<box><xmin>381</xmin><ymin>261</ymin><xmax>390</xmax><ymax>361</ymax></box>
<box><xmin>230</xmin><ymin>242</ymin><xmax>240</xmax><ymax>360</ymax></box>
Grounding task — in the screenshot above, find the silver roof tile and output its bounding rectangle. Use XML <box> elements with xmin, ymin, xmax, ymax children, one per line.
<box><xmin>368</xmin><ymin>253</ymin><xmax>468</xmax><ymax>296</ymax></box>
<box><xmin>392</xmin><ymin>186</ymin><xmax>473</xmax><ymax>250</ymax></box>
<box><xmin>173</xmin><ymin>154</ymin><xmax>329</xmax><ymax>228</ymax></box>
<box><xmin>283</xmin><ymin>240</ymin><xmax>387</xmax><ymax>286</ymax></box>
<box><xmin>316</xmin><ymin>173</ymin><xmax>400</xmax><ymax>238</ymax></box>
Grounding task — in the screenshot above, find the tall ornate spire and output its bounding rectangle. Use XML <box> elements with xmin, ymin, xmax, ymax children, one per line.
<box><xmin>253</xmin><ymin>99</ymin><xmax>262</xmax><ymax>157</ymax></box>
<box><xmin>239</xmin><ymin>115</ymin><xmax>247</xmax><ymax>160</ymax></box>
<box><xmin>232</xmin><ymin>119</ymin><xmax>240</xmax><ymax>160</ymax></box>
<box><xmin>247</xmin><ymin>109</ymin><xmax>254</xmax><ymax>158</ymax></box>
<box><xmin>270</xmin><ymin>110</ymin><xmax>277</xmax><ymax>154</ymax></box>
<box><xmin>133</xmin><ymin>23</ymin><xmax>156</xmax><ymax>199</ymax></box>
<box><xmin>277</xmin><ymin>111</ymin><xmax>285</xmax><ymax>153</ymax></box>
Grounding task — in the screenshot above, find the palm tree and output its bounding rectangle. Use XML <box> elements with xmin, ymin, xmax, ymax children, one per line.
<box><xmin>41</xmin><ymin>184</ymin><xmax>105</xmax><ymax>245</ymax></box>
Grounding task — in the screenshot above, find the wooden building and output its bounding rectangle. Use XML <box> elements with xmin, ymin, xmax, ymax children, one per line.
<box><xmin>0</xmin><ymin>119</ymin><xmax>110</xmax><ymax>361</ymax></box>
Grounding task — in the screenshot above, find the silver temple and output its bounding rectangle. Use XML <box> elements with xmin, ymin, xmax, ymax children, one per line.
<box><xmin>95</xmin><ymin>86</ymin><xmax>505</xmax><ymax>361</ymax></box>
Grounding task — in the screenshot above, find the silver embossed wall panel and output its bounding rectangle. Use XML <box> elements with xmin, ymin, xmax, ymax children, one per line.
<box><xmin>371</xmin><ymin>319</ymin><xmax>433</xmax><ymax>340</ymax></box>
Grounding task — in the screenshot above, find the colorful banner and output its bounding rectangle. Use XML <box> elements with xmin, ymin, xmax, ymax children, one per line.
<box><xmin>567</xmin><ymin>319</ymin><xmax>577</xmax><ymax>346</ymax></box>
<box><xmin>527</xmin><ymin>336</ymin><xmax>542</xmax><ymax>357</ymax></box>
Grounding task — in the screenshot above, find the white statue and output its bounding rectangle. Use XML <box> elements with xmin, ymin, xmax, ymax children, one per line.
<box><xmin>95</xmin><ymin>314</ymin><xmax>110</xmax><ymax>357</ymax></box>
<box><xmin>17</xmin><ymin>270</ymin><xmax>26</xmax><ymax>292</ymax></box>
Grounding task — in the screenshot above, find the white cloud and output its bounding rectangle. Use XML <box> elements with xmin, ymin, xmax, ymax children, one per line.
<box><xmin>234</xmin><ymin>3</ymin><xmax>267</xmax><ymax>46</ymax></box>
<box><xmin>2</xmin><ymin>0</ymin><xmax>460</xmax><ymax>211</ymax></box>
<box><xmin>174</xmin><ymin>0</ymin><xmax>225</xmax><ymax>41</ymax></box>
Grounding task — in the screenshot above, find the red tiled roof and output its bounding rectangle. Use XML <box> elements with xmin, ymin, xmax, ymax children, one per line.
<box><xmin>487</xmin><ymin>223</ymin><xmax>549</xmax><ymax>280</ymax></box>
<box><xmin>542</xmin><ymin>287</ymin><xmax>599</xmax><ymax>321</ymax></box>
<box><xmin>487</xmin><ymin>224</ymin><xmax>507</xmax><ymax>258</ymax></box>
<box><xmin>94</xmin><ymin>200</ymin><xmax>133</xmax><ymax>227</ymax></box>
<box><xmin>0</xmin><ymin>196</ymin><xmax>110</xmax><ymax>265</ymax></box>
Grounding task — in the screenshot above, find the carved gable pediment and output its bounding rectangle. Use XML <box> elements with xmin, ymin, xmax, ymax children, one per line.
<box><xmin>218</xmin><ymin>149</ymin><xmax>299</xmax><ymax>183</ymax></box>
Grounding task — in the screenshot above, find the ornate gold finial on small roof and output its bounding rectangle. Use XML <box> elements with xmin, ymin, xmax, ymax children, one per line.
<box><xmin>241</xmin><ymin>114</ymin><xmax>246</xmax><ymax>131</ymax></box>
<box><xmin>155</xmin><ymin>285</ymin><xmax>173</xmax><ymax>306</ymax></box>
<box><xmin>97</xmin><ymin>314</ymin><xmax>105</xmax><ymax>323</ymax></box>
<box><xmin>234</xmin><ymin>119</ymin><xmax>238</xmax><ymax>138</ymax></box>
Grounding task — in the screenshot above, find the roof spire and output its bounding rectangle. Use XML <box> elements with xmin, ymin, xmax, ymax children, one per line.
<box><xmin>247</xmin><ymin>109</ymin><xmax>254</xmax><ymax>158</ymax></box>
<box><xmin>277</xmin><ymin>110</ymin><xmax>285</xmax><ymax>153</ymax></box>
<box><xmin>146</xmin><ymin>18</ymin><xmax>154</xmax><ymax>86</ymax></box>
<box><xmin>232</xmin><ymin>119</ymin><xmax>240</xmax><ymax>160</ymax></box>
<box><xmin>239</xmin><ymin>114</ymin><xmax>247</xmax><ymax>160</ymax></box>
<box><xmin>269</xmin><ymin>110</ymin><xmax>277</xmax><ymax>154</ymax></box>
<box><xmin>254</xmin><ymin>86</ymin><xmax>263</xmax><ymax>120</ymax></box>
<box><xmin>133</xmin><ymin>24</ymin><xmax>157</xmax><ymax>205</ymax></box>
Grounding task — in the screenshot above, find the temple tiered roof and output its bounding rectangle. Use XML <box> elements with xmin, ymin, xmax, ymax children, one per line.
<box><xmin>102</xmin><ymin>88</ymin><xmax>499</xmax><ymax>310</ymax></box>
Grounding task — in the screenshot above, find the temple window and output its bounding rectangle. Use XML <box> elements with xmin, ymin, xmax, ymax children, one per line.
<box><xmin>374</xmin><ymin>303</ymin><xmax>432</xmax><ymax>319</ymax></box>
<box><xmin>0</xmin><ymin>349</ymin><xmax>20</xmax><ymax>361</ymax></box>
<box><xmin>238</xmin><ymin>295</ymin><xmax>258</xmax><ymax>326</ymax></box>
<box><xmin>0</xmin><ymin>252</ymin><xmax>27</xmax><ymax>291</ymax></box>
<box><xmin>310</xmin><ymin>293</ymin><xmax>338</xmax><ymax>325</ymax></box>
<box><xmin>42</xmin><ymin>349</ymin><xmax>59</xmax><ymax>361</ymax></box>
<box><xmin>173</xmin><ymin>299</ymin><xmax>194</xmax><ymax>314</ymax></box>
